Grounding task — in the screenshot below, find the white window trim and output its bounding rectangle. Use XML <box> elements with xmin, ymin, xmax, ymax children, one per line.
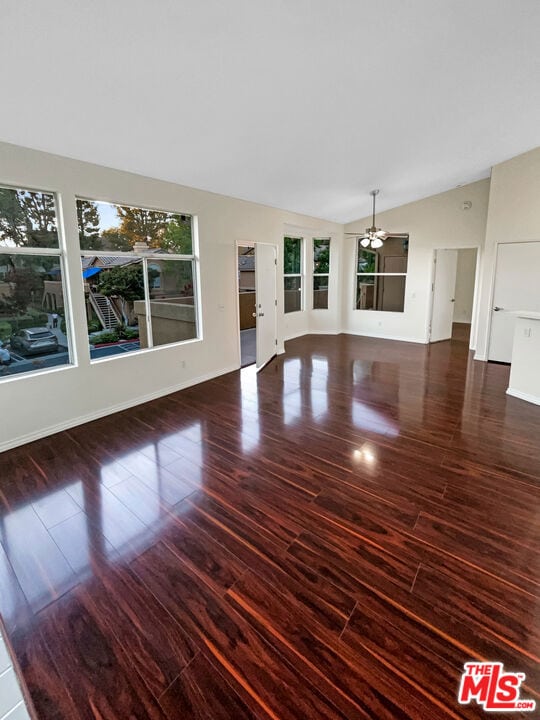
<box><xmin>312</xmin><ymin>237</ymin><xmax>331</xmax><ymax>310</ymax></box>
<box><xmin>76</xmin><ymin>196</ymin><xmax>202</xmax><ymax>360</ymax></box>
<box><xmin>0</xmin><ymin>185</ymin><xmax>75</xmax><ymax>380</ymax></box>
<box><xmin>284</xmin><ymin>236</ymin><xmax>304</xmax><ymax>314</ymax></box>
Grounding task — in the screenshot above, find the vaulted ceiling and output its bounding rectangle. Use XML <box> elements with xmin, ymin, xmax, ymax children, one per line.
<box><xmin>1</xmin><ymin>0</ymin><xmax>539</xmax><ymax>222</ymax></box>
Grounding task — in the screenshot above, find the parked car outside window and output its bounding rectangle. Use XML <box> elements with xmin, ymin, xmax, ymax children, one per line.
<box><xmin>10</xmin><ymin>328</ymin><xmax>59</xmax><ymax>356</ymax></box>
<box><xmin>0</xmin><ymin>340</ymin><xmax>10</xmax><ymax>364</ymax></box>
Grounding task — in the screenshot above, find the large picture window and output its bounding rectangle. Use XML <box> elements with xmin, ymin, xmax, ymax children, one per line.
<box><xmin>313</xmin><ymin>238</ymin><xmax>330</xmax><ymax>309</ymax></box>
<box><xmin>0</xmin><ymin>186</ymin><xmax>72</xmax><ymax>379</ymax></box>
<box><xmin>284</xmin><ymin>236</ymin><xmax>303</xmax><ymax>313</ymax></box>
<box><xmin>77</xmin><ymin>198</ymin><xmax>198</xmax><ymax>360</ymax></box>
<box><xmin>355</xmin><ymin>235</ymin><xmax>409</xmax><ymax>312</ymax></box>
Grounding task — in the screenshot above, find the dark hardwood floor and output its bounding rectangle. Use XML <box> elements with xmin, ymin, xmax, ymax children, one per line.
<box><xmin>0</xmin><ymin>334</ymin><xmax>538</xmax><ymax>719</ymax></box>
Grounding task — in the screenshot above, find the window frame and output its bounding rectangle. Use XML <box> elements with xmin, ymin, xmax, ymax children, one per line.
<box><xmin>76</xmin><ymin>196</ymin><xmax>201</xmax><ymax>361</ymax></box>
<box><xmin>312</xmin><ymin>237</ymin><xmax>331</xmax><ymax>310</ymax></box>
<box><xmin>354</xmin><ymin>236</ymin><xmax>409</xmax><ymax>312</ymax></box>
<box><xmin>0</xmin><ymin>184</ymin><xmax>75</xmax><ymax>382</ymax></box>
<box><xmin>283</xmin><ymin>235</ymin><xmax>304</xmax><ymax>314</ymax></box>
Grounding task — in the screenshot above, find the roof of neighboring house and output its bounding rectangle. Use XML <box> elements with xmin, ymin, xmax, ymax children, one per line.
<box><xmin>82</xmin><ymin>256</ymin><xmax>142</xmax><ymax>269</ymax></box>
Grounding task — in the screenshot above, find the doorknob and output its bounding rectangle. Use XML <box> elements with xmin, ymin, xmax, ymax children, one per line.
<box><xmin>252</xmin><ymin>312</ymin><xmax>257</xmax><ymax>318</ymax></box>
<box><xmin>493</xmin><ymin>306</ymin><xmax>503</xmax><ymax>312</ymax></box>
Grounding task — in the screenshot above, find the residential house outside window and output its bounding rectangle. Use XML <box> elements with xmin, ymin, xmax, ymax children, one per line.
<box><xmin>0</xmin><ymin>185</ymin><xmax>72</xmax><ymax>380</ymax></box>
<box><xmin>313</xmin><ymin>238</ymin><xmax>330</xmax><ymax>309</ymax></box>
<box><xmin>284</xmin><ymin>236</ymin><xmax>303</xmax><ymax>313</ymax></box>
<box><xmin>355</xmin><ymin>235</ymin><xmax>409</xmax><ymax>312</ymax></box>
<box><xmin>77</xmin><ymin>198</ymin><xmax>199</xmax><ymax>360</ymax></box>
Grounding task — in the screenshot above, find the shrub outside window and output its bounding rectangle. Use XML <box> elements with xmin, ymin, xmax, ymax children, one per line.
<box><xmin>77</xmin><ymin>198</ymin><xmax>198</xmax><ymax>360</ymax></box>
<box><xmin>0</xmin><ymin>186</ymin><xmax>72</xmax><ymax>380</ymax></box>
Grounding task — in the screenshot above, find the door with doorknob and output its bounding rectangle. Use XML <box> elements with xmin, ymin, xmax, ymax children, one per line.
<box><xmin>430</xmin><ymin>249</ymin><xmax>458</xmax><ymax>342</ymax></box>
<box><xmin>489</xmin><ymin>241</ymin><xmax>540</xmax><ymax>362</ymax></box>
<box><xmin>254</xmin><ymin>243</ymin><xmax>278</xmax><ymax>370</ymax></box>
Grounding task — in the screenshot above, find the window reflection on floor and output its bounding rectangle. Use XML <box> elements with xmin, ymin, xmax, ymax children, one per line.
<box><xmin>240</xmin><ymin>367</ymin><xmax>260</xmax><ymax>453</ymax></box>
<box><xmin>311</xmin><ymin>357</ymin><xmax>329</xmax><ymax>418</ymax></box>
<box><xmin>352</xmin><ymin>399</ymin><xmax>399</xmax><ymax>437</ymax></box>
<box><xmin>0</xmin><ymin>424</ymin><xmax>205</xmax><ymax>622</ymax></box>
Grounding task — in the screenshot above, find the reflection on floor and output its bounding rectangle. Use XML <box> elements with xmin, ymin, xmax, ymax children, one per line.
<box><xmin>0</xmin><ymin>334</ymin><xmax>538</xmax><ymax>719</ymax></box>
<box><xmin>0</xmin><ymin>619</ymin><xmax>32</xmax><ymax>720</ymax></box>
<box><xmin>451</xmin><ymin>321</ymin><xmax>471</xmax><ymax>342</ymax></box>
<box><xmin>240</xmin><ymin>327</ymin><xmax>256</xmax><ymax>366</ymax></box>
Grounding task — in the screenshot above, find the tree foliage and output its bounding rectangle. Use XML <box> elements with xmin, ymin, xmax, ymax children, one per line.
<box><xmin>97</xmin><ymin>262</ymin><xmax>158</xmax><ymax>326</ymax></box>
<box><xmin>284</xmin><ymin>237</ymin><xmax>301</xmax><ymax>274</ymax></box>
<box><xmin>101</xmin><ymin>228</ymin><xmax>132</xmax><ymax>252</ymax></box>
<box><xmin>8</xmin><ymin>267</ymin><xmax>43</xmax><ymax>313</ymax></box>
<box><xmin>162</xmin><ymin>217</ymin><xmax>193</xmax><ymax>254</ymax></box>
<box><xmin>116</xmin><ymin>207</ymin><xmax>172</xmax><ymax>247</ymax></box>
<box><xmin>313</xmin><ymin>239</ymin><xmax>330</xmax><ymax>274</ymax></box>
<box><xmin>77</xmin><ymin>200</ymin><xmax>102</xmax><ymax>250</ymax></box>
<box><xmin>0</xmin><ymin>188</ymin><xmax>58</xmax><ymax>248</ymax></box>
<box><xmin>98</xmin><ymin>263</ymin><xmax>146</xmax><ymax>302</ymax></box>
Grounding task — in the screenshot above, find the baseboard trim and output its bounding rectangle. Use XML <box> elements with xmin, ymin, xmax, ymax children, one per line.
<box><xmin>0</xmin><ymin>364</ymin><xmax>238</xmax><ymax>454</ymax></box>
<box><xmin>506</xmin><ymin>387</ymin><xmax>540</xmax><ymax>406</ymax></box>
<box><xmin>341</xmin><ymin>330</ymin><xmax>428</xmax><ymax>344</ymax></box>
<box><xmin>283</xmin><ymin>331</ymin><xmax>308</xmax><ymax>342</ymax></box>
<box><xmin>283</xmin><ymin>330</ymin><xmax>348</xmax><ymax>342</ymax></box>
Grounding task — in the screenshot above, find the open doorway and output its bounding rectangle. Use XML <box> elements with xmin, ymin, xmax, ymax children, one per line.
<box><xmin>238</xmin><ymin>245</ymin><xmax>256</xmax><ymax>366</ymax></box>
<box><xmin>430</xmin><ymin>248</ymin><xmax>478</xmax><ymax>344</ymax></box>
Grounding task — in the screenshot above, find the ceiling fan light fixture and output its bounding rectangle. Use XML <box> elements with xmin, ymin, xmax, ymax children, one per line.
<box><xmin>363</xmin><ymin>189</ymin><xmax>388</xmax><ymax>248</ymax></box>
<box><xmin>360</xmin><ymin>237</ymin><xmax>370</xmax><ymax>247</ymax></box>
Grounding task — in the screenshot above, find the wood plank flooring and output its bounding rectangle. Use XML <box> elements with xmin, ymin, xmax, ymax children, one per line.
<box><xmin>0</xmin><ymin>333</ymin><xmax>538</xmax><ymax>719</ymax></box>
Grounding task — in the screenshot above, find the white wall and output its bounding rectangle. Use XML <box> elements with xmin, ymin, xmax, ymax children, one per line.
<box><xmin>475</xmin><ymin>147</ymin><xmax>540</xmax><ymax>360</ymax></box>
<box><xmin>343</xmin><ymin>180</ymin><xmax>490</xmax><ymax>343</ymax></box>
<box><xmin>0</xmin><ymin>142</ymin><xmax>342</xmax><ymax>451</ymax></box>
<box><xmin>453</xmin><ymin>248</ymin><xmax>477</xmax><ymax>323</ymax></box>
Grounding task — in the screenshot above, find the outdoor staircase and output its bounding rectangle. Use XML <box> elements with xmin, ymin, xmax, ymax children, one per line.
<box><xmin>89</xmin><ymin>291</ymin><xmax>121</xmax><ymax>330</ymax></box>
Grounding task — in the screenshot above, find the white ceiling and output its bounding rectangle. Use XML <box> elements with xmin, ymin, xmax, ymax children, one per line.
<box><xmin>1</xmin><ymin>0</ymin><xmax>539</xmax><ymax>223</ymax></box>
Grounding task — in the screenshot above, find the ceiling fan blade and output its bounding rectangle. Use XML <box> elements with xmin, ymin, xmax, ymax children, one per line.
<box><xmin>375</xmin><ymin>230</ymin><xmax>388</xmax><ymax>238</ymax></box>
<box><xmin>344</xmin><ymin>231</ymin><xmax>367</xmax><ymax>235</ymax></box>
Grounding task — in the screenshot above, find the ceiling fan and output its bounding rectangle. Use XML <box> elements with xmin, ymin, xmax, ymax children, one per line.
<box><xmin>346</xmin><ymin>189</ymin><xmax>407</xmax><ymax>248</ymax></box>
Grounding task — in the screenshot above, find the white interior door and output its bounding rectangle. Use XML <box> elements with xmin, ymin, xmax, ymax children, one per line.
<box><xmin>489</xmin><ymin>241</ymin><xmax>540</xmax><ymax>362</ymax></box>
<box><xmin>430</xmin><ymin>249</ymin><xmax>458</xmax><ymax>342</ymax></box>
<box><xmin>255</xmin><ymin>243</ymin><xmax>277</xmax><ymax>370</ymax></box>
